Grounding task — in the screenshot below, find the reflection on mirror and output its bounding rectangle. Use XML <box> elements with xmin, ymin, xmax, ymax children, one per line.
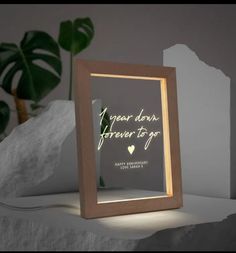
<box><xmin>91</xmin><ymin>75</ymin><xmax>167</xmax><ymax>203</ymax></box>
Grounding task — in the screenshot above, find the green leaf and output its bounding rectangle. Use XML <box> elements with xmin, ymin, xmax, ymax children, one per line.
<box><xmin>0</xmin><ymin>44</ymin><xmax>18</xmax><ymax>76</ymax></box>
<box><xmin>17</xmin><ymin>64</ymin><xmax>60</xmax><ymax>102</ymax></box>
<box><xmin>2</xmin><ymin>63</ymin><xmax>21</xmax><ymax>94</ymax></box>
<box><xmin>0</xmin><ymin>101</ymin><xmax>10</xmax><ymax>134</ymax></box>
<box><xmin>0</xmin><ymin>31</ymin><xmax>62</xmax><ymax>103</ymax></box>
<box><xmin>28</xmin><ymin>53</ymin><xmax>62</xmax><ymax>76</ymax></box>
<box><xmin>21</xmin><ymin>31</ymin><xmax>60</xmax><ymax>57</ymax></box>
<box><xmin>58</xmin><ymin>17</ymin><xmax>94</xmax><ymax>55</ymax></box>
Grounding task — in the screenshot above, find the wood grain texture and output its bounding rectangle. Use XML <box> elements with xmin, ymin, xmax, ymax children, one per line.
<box><xmin>74</xmin><ymin>59</ymin><xmax>182</xmax><ymax>219</ymax></box>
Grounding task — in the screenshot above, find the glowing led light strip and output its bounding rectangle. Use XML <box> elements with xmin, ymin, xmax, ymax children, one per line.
<box><xmin>91</xmin><ymin>73</ymin><xmax>165</xmax><ymax>81</ymax></box>
<box><xmin>160</xmin><ymin>79</ymin><xmax>173</xmax><ymax>196</ymax></box>
<box><xmin>98</xmin><ymin>194</ymin><xmax>170</xmax><ymax>204</ymax></box>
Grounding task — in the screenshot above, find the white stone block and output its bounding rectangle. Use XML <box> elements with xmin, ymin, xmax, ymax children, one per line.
<box><xmin>163</xmin><ymin>44</ymin><xmax>230</xmax><ymax>198</ymax></box>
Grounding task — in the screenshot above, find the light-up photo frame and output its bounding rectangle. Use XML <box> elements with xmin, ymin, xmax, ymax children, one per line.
<box><xmin>74</xmin><ymin>59</ymin><xmax>182</xmax><ymax>219</ymax></box>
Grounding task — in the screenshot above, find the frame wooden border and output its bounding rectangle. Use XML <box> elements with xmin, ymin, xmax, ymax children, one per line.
<box><xmin>74</xmin><ymin>59</ymin><xmax>182</xmax><ymax>219</ymax></box>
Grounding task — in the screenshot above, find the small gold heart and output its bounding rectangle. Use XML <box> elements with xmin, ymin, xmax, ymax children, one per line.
<box><xmin>128</xmin><ymin>145</ymin><xmax>135</xmax><ymax>155</ymax></box>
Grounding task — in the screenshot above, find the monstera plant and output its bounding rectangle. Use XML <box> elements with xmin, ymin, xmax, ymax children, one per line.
<box><xmin>58</xmin><ymin>17</ymin><xmax>94</xmax><ymax>100</ymax></box>
<box><xmin>0</xmin><ymin>17</ymin><xmax>95</xmax><ymax>140</ymax></box>
<box><xmin>0</xmin><ymin>31</ymin><xmax>62</xmax><ymax>124</ymax></box>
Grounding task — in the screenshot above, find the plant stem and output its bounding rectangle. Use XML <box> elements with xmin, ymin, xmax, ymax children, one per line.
<box><xmin>69</xmin><ymin>51</ymin><xmax>73</xmax><ymax>100</ymax></box>
<box><xmin>12</xmin><ymin>88</ymin><xmax>28</xmax><ymax>124</ymax></box>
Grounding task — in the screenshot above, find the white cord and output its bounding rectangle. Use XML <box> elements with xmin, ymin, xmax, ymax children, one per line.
<box><xmin>0</xmin><ymin>201</ymin><xmax>79</xmax><ymax>212</ymax></box>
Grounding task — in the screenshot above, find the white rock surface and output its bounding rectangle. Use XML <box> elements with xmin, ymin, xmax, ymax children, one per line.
<box><xmin>0</xmin><ymin>215</ymin><xmax>136</xmax><ymax>251</ymax></box>
<box><xmin>23</xmin><ymin>99</ymin><xmax>101</xmax><ymax>196</ymax></box>
<box><xmin>135</xmin><ymin>213</ymin><xmax>236</xmax><ymax>251</ymax></box>
<box><xmin>0</xmin><ymin>192</ymin><xmax>235</xmax><ymax>250</ymax></box>
<box><xmin>23</xmin><ymin>128</ymin><xmax>79</xmax><ymax>196</ymax></box>
<box><xmin>163</xmin><ymin>44</ymin><xmax>230</xmax><ymax>198</ymax></box>
<box><xmin>0</xmin><ymin>212</ymin><xmax>236</xmax><ymax>251</ymax></box>
<box><xmin>0</xmin><ymin>100</ymin><xmax>76</xmax><ymax>197</ymax></box>
<box><xmin>0</xmin><ymin>99</ymin><xmax>102</xmax><ymax>197</ymax></box>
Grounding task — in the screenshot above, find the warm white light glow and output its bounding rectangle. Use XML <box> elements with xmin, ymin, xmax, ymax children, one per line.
<box><xmin>98</xmin><ymin>194</ymin><xmax>171</xmax><ymax>204</ymax></box>
<box><xmin>98</xmin><ymin>107</ymin><xmax>161</xmax><ymax>151</ymax></box>
<box><xmin>91</xmin><ymin>73</ymin><xmax>165</xmax><ymax>81</ymax></box>
<box><xmin>128</xmin><ymin>145</ymin><xmax>135</xmax><ymax>155</ymax></box>
<box><xmin>160</xmin><ymin>79</ymin><xmax>173</xmax><ymax>196</ymax></box>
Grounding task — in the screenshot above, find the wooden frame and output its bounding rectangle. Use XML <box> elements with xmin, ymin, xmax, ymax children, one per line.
<box><xmin>74</xmin><ymin>59</ymin><xmax>182</xmax><ymax>219</ymax></box>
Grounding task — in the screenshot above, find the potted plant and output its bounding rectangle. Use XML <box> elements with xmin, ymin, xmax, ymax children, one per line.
<box><xmin>0</xmin><ymin>30</ymin><xmax>62</xmax><ymax>125</ymax></box>
<box><xmin>0</xmin><ymin>17</ymin><xmax>94</xmax><ymax>134</ymax></box>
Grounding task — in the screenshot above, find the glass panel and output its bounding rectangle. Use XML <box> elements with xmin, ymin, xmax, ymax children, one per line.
<box><xmin>91</xmin><ymin>75</ymin><xmax>167</xmax><ymax>203</ymax></box>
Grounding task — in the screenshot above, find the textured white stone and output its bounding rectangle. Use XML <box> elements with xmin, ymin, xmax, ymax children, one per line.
<box><xmin>0</xmin><ymin>99</ymin><xmax>101</xmax><ymax>197</ymax></box>
<box><xmin>0</xmin><ymin>192</ymin><xmax>235</xmax><ymax>250</ymax></box>
<box><xmin>0</xmin><ymin>216</ymin><xmax>136</xmax><ymax>251</ymax></box>
<box><xmin>0</xmin><ymin>212</ymin><xmax>236</xmax><ymax>250</ymax></box>
<box><xmin>0</xmin><ymin>100</ymin><xmax>76</xmax><ymax>197</ymax></box>
<box><xmin>24</xmin><ymin>99</ymin><xmax>101</xmax><ymax>196</ymax></box>
<box><xmin>135</xmin><ymin>213</ymin><xmax>236</xmax><ymax>251</ymax></box>
<box><xmin>163</xmin><ymin>44</ymin><xmax>230</xmax><ymax>198</ymax></box>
